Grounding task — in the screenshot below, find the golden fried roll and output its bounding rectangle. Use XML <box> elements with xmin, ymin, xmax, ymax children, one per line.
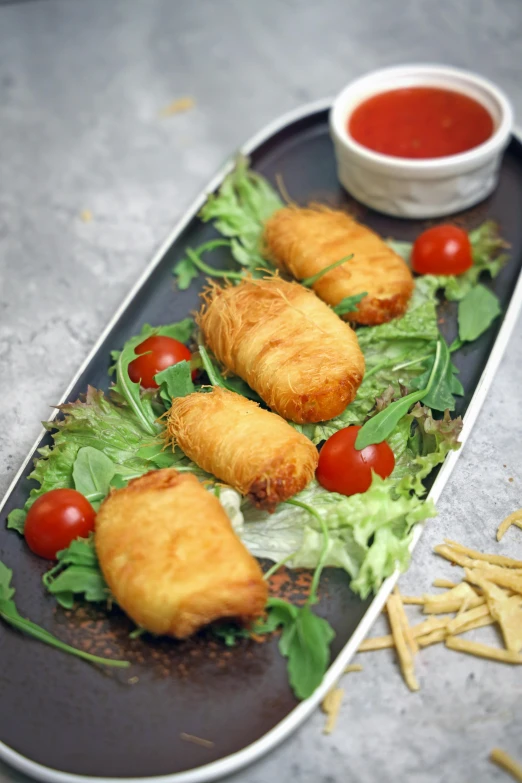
<box><xmin>198</xmin><ymin>277</ymin><xmax>365</xmax><ymax>424</ymax></box>
<box><xmin>95</xmin><ymin>469</ymin><xmax>267</xmax><ymax>638</ymax></box>
<box><xmin>167</xmin><ymin>387</ymin><xmax>318</xmax><ymax>511</ymax></box>
<box><xmin>263</xmin><ymin>206</ymin><xmax>414</xmax><ymax>325</ymax></box>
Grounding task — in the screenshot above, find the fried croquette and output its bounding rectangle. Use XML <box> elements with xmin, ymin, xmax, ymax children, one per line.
<box><xmin>263</xmin><ymin>205</ymin><xmax>414</xmax><ymax>325</ymax></box>
<box><xmin>167</xmin><ymin>387</ymin><xmax>318</xmax><ymax>511</ymax></box>
<box><xmin>198</xmin><ymin>277</ymin><xmax>365</xmax><ymax>423</ymax></box>
<box><xmin>95</xmin><ymin>469</ymin><xmax>267</xmax><ymax>638</ymax></box>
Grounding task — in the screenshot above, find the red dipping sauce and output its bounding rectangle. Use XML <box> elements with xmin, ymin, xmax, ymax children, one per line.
<box><xmin>348</xmin><ymin>87</ymin><xmax>494</xmax><ymax>159</ymax></box>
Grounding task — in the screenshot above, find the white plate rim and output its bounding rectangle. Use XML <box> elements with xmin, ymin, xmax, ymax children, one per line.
<box><xmin>1</xmin><ymin>100</ymin><xmax>521</xmax><ymax>783</ymax></box>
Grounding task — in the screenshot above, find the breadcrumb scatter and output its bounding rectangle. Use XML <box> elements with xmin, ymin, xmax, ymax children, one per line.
<box><xmin>160</xmin><ymin>97</ymin><xmax>195</xmax><ymax>117</ymax></box>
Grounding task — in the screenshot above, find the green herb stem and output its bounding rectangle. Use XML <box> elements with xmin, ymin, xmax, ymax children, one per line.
<box><xmin>85</xmin><ymin>491</ymin><xmax>105</xmax><ymax>504</ymax></box>
<box><xmin>284</xmin><ymin>498</ymin><xmax>329</xmax><ymax>605</ymax></box>
<box><xmin>198</xmin><ymin>345</ymin><xmax>226</xmax><ymax>388</ymax></box>
<box><xmin>185</xmin><ymin>247</ymin><xmax>244</xmax><ymax>281</ymax></box>
<box><xmin>392</xmin><ymin>353</ymin><xmax>433</xmax><ymax>372</ymax></box>
<box><xmin>263</xmin><ymin>553</ymin><xmax>298</xmax><ymax>581</ymax></box>
<box><xmin>302</xmin><ymin>255</ymin><xmax>354</xmax><ymax>287</ymax></box>
<box><xmin>3</xmin><ymin>610</ymin><xmax>130</xmax><ymax>668</ymax></box>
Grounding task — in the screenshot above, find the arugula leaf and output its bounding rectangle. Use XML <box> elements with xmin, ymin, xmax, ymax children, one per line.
<box><xmin>458</xmin><ymin>283</ymin><xmax>501</xmax><ymax>343</ymax></box>
<box><xmin>172</xmin><ymin>256</ymin><xmax>200</xmax><ymax>290</ymax></box>
<box><xmin>286</xmin><ymin>605</ymin><xmax>335</xmax><ymax>699</ymax></box>
<box><xmin>262</xmin><ymin>596</ymin><xmax>335</xmax><ymax>699</ymax></box>
<box><xmin>135</xmin><ymin>443</ymin><xmax>185</xmax><ymax>469</ymax></box>
<box><xmin>111</xmin><ymin>338</ymin><xmax>159</xmax><ymax>437</ymax></box>
<box><xmin>42</xmin><ymin>537</ymin><xmax>110</xmax><ymax>609</ymax></box>
<box><xmin>197</xmin><ymin>345</ymin><xmax>262</xmax><ymax>402</ymax></box>
<box><xmin>333</xmin><ymin>292</ymin><xmax>368</xmax><ymax>317</ymax></box>
<box><xmin>154</xmin><ymin>361</ymin><xmax>195</xmax><ymax>407</ymax></box>
<box><xmin>410</xmin><ymin>335</ymin><xmax>462</xmax><ymax>412</ymax></box>
<box><xmin>356</xmin><ymin>335</ymin><xmax>462</xmax><ymax>446</ymax></box>
<box><xmin>0</xmin><ymin>560</ymin><xmax>128</xmax><ymax>667</ymax></box>
<box><xmin>355</xmin><ymin>388</ymin><xmax>426</xmax><ymax>450</ymax></box>
<box><xmin>7</xmin><ymin>509</ymin><xmax>26</xmax><ymax>534</ymax></box>
<box><xmin>356</xmin><ymin>341</ymin><xmax>443</xmax><ymax>449</ymax></box>
<box><xmin>211</xmin><ymin>623</ymin><xmax>251</xmax><ymax>647</ymax></box>
<box><xmin>302</xmin><ymin>255</ymin><xmax>353</xmax><ymax>287</ymax></box>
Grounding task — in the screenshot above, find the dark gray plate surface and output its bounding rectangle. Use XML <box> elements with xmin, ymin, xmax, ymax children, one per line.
<box><xmin>2</xmin><ymin>106</ymin><xmax>522</xmax><ymax>779</ymax></box>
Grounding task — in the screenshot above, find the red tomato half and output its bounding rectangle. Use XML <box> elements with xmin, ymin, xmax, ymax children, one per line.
<box><xmin>24</xmin><ymin>488</ymin><xmax>96</xmax><ymax>560</ymax></box>
<box><xmin>128</xmin><ymin>335</ymin><xmax>193</xmax><ymax>388</ymax></box>
<box><xmin>316</xmin><ymin>425</ymin><xmax>395</xmax><ymax>496</ymax></box>
<box><xmin>411</xmin><ymin>225</ymin><xmax>472</xmax><ymax>276</ymax></box>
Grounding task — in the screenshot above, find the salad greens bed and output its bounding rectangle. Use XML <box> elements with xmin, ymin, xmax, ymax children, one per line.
<box><xmin>5</xmin><ymin>159</ymin><xmax>508</xmax><ymax>699</ymax></box>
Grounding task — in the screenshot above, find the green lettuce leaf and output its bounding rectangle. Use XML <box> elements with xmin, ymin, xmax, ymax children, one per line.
<box><xmin>8</xmin><ymin>388</ymin><xmax>170</xmax><ymax>532</ymax></box>
<box><xmin>200</xmin><ymin>155</ymin><xmax>282</xmax><ymax>269</ymax></box>
<box><xmin>155</xmin><ymin>360</ymin><xmax>195</xmax><ymax>407</ymax></box>
<box><xmin>240</xmin><ymin>476</ymin><xmax>436</xmax><ymax>599</ymax></box>
<box><xmin>332</xmin><ymin>291</ymin><xmax>368</xmax><ymax>317</ymax></box>
<box><xmin>173</xmin><ymin>157</ymin><xmax>282</xmax><ymax>288</ymax></box>
<box><xmin>395</xmin><ymin>405</ymin><xmax>462</xmax><ymax>495</ymax></box>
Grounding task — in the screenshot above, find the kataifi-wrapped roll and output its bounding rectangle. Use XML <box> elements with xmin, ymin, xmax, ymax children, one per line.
<box><xmin>263</xmin><ymin>205</ymin><xmax>414</xmax><ymax>325</ymax></box>
<box><xmin>167</xmin><ymin>387</ymin><xmax>318</xmax><ymax>511</ymax></box>
<box><xmin>198</xmin><ymin>276</ymin><xmax>365</xmax><ymax>424</ymax></box>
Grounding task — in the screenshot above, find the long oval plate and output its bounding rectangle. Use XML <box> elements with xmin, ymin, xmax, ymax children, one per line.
<box><xmin>1</xmin><ymin>100</ymin><xmax>522</xmax><ymax>783</ymax></box>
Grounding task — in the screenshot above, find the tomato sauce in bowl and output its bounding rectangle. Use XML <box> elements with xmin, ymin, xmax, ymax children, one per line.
<box><xmin>348</xmin><ymin>87</ymin><xmax>494</xmax><ymax>159</ymax></box>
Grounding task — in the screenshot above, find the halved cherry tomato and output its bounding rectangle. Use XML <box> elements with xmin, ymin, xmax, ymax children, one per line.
<box><xmin>411</xmin><ymin>225</ymin><xmax>472</xmax><ymax>276</ymax></box>
<box><xmin>316</xmin><ymin>425</ymin><xmax>395</xmax><ymax>496</ymax></box>
<box><xmin>24</xmin><ymin>488</ymin><xmax>96</xmax><ymax>560</ymax></box>
<box><xmin>128</xmin><ymin>335</ymin><xmax>193</xmax><ymax>388</ymax></box>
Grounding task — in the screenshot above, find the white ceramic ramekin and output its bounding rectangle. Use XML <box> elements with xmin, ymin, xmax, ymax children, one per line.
<box><xmin>329</xmin><ymin>64</ymin><xmax>514</xmax><ymax>218</ymax></box>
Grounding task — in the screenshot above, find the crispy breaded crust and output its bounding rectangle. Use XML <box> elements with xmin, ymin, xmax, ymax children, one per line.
<box><xmin>95</xmin><ymin>469</ymin><xmax>267</xmax><ymax>638</ymax></box>
<box><xmin>198</xmin><ymin>277</ymin><xmax>365</xmax><ymax>423</ymax></box>
<box><xmin>167</xmin><ymin>387</ymin><xmax>318</xmax><ymax>512</ymax></box>
<box><xmin>263</xmin><ymin>205</ymin><xmax>414</xmax><ymax>325</ymax></box>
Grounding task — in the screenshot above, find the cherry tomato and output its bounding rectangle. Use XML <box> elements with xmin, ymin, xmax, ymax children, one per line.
<box><xmin>24</xmin><ymin>489</ymin><xmax>96</xmax><ymax>560</ymax></box>
<box><xmin>316</xmin><ymin>425</ymin><xmax>395</xmax><ymax>496</ymax></box>
<box><xmin>128</xmin><ymin>335</ymin><xmax>193</xmax><ymax>388</ymax></box>
<box><xmin>411</xmin><ymin>225</ymin><xmax>473</xmax><ymax>275</ymax></box>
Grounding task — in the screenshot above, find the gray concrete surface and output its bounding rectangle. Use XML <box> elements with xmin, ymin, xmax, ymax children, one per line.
<box><xmin>1</xmin><ymin>1</ymin><xmax>522</xmax><ymax>781</ymax></box>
